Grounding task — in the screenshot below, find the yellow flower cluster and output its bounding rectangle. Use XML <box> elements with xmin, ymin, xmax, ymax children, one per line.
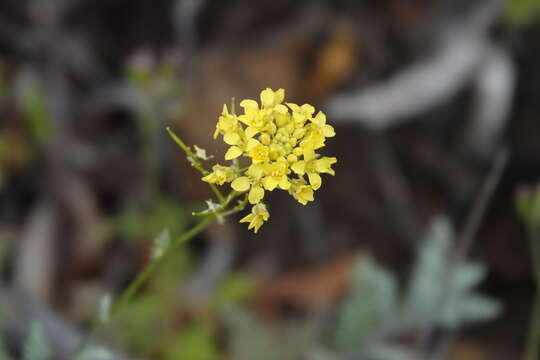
<box><xmin>202</xmin><ymin>88</ymin><xmax>336</xmax><ymax>233</ymax></box>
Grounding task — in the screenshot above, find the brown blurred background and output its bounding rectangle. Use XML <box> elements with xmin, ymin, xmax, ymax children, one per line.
<box><xmin>0</xmin><ymin>0</ymin><xmax>539</xmax><ymax>359</ymax></box>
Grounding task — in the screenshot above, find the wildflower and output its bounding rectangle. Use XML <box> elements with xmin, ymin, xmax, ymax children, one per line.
<box><xmin>231</xmin><ymin>164</ymin><xmax>266</xmax><ymax>204</ymax></box>
<box><xmin>290</xmin><ymin>148</ymin><xmax>337</xmax><ymax>190</ymax></box>
<box><xmin>288</xmin><ymin>178</ymin><xmax>315</xmax><ymax>205</ymax></box>
<box><xmin>240</xmin><ymin>203</ymin><xmax>270</xmax><ymax>233</ymax></box>
<box><xmin>203</xmin><ymin>88</ymin><xmax>337</xmax><ymax>232</ymax></box>
<box><xmin>201</xmin><ymin>164</ymin><xmax>234</xmax><ymax>185</ymax></box>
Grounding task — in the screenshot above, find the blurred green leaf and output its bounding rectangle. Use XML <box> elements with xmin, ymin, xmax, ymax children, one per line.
<box><xmin>333</xmin><ymin>256</ymin><xmax>398</xmax><ymax>352</ymax></box>
<box><xmin>403</xmin><ymin>216</ymin><xmax>501</xmax><ymax>328</ymax></box>
<box><xmin>515</xmin><ymin>184</ymin><xmax>540</xmax><ymax>229</ymax></box>
<box><xmin>23</xmin><ymin>323</ymin><xmax>50</xmax><ymax>360</ymax></box>
<box><xmin>224</xmin><ymin>307</ymin><xmax>318</xmax><ymax>360</ymax></box>
<box><xmin>16</xmin><ymin>69</ymin><xmax>50</xmax><ymax>144</ymax></box>
<box><xmin>214</xmin><ymin>273</ymin><xmax>255</xmax><ymax>308</ymax></box>
<box><xmin>506</xmin><ymin>0</ymin><xmax>540</xmax><ymax>27</ymax></box>
<box><xmin>0</xmin><ymin>336</ymin><xmax>11</xmax><ymax>360</ymax></box>
<box><xmin>403</xmin><ymin>217</ymin><xmax>453</xmax><ymax>324</ymax></box>
<box><xmin>166</xmin><ymin>323</ymin><xmax>218</xmax><ymax>360</ymax></box>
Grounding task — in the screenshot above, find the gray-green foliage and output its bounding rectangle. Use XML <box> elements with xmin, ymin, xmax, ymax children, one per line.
<box><xmin>402</xmin><ymin>217</ymin><xmax>501</xmax><ymax>328</ymax></box>
<box><xmin>0</xmin><ymin>337</ymin><xmax>10</xmax><ymax>360</ymax></box>
<box><xmin>224</xmin><ymin>216</ymin><xmax>501</xmax><ymax>360</ymax></box>
<box><xmin>333</xmin><ymin>257</ymin><xmax>397</xmax><ymax>352</ymax></box>
<box><xmin>322</xmin><ymin>216</ymin><xmax>501</xmax><ymax>359</ymax></box>
<box><xmin>23</xmin><ymin>323</ymin><xmax>50</xmax><ymax>360</ymax></box>
<box><xmin>224</xmin><ymin>307</ymin><xmax>318</xmax><ymax>360</ymax></box>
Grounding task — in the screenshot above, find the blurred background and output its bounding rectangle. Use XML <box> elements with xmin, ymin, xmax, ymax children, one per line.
<box><xmin>0</xmin><ymin>0</ymin><xmax>540</xmax><ymax>359</ymax></box>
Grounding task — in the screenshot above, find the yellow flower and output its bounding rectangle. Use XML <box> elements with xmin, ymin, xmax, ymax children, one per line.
<box><xmin>240</xmin><ymin>203</ymin><xmax>270</xmax><ymax>233</ymax></box>
<box><xmin>231</xmin><ymin>164</ymin><xmax>266</xmax><ymax>204</ymax></box>
<box><xmin>201</xmin><ymin>165</ymin><xmax>234</xmax><ymax>185</ymax></box>
<box><xmin>205</xmin><ymin>88</ymin><xmax>336</xmax><ymax>232</ymax></box>
<box><xmin>290</xmin><ymin>148</ymin><xmax>337</xmax><ymax>190</ymax></box>
<box><xmin>310</xmin><ymin>111</ymin><xmax>336</xmax><ymax>138</ymax></box>
<box><xmin>287</xmin><ymin>103</ymin><xmax>315</xmax><ymax>124</ymax></box>
<box><xmin>247</xmin><ymin>139</ymin><xmax>269</xmax><ymax>164</ymax></box>
<box><xmin>289</xmin><ymin>178</ymin><xmax>315</xmax><ymax>205</ymax></box>
<box><xmin>214</xmin><ymin>105</ymin><xmax>238</xmax><ymax>139</ymax></box>
<box><xmin>262</xmin><ymin>160</ymin><xmax>290</xmax><ymax>191</ymax></box>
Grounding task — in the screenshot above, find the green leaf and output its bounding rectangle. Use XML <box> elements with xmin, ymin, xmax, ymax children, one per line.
<box><xmin>166</xmin><ymin>323</ymin><xmax>218</xmax><ymax>360</ymax></box>
<box><xmin>333</xmin><ymin>256</ymin><xmax>398</xmax><ymax>352</ymax></box>
<box><xmin>23</xmin><ymin>323</ymin><xmax>51</xmax><ymax>360</ymax></box>
<box><xmin>0</xmin><ymin>336</ymin><xmax>11</xmax><ymax>360</ymax></box>
<box><xmin>214</xmin><ymin>273</ymin><xmax>255</xmax><ymax>308</ymax></box>
<box><xmin>439</xmin><ymin>293</ymin><xmax>502</xmax><ymax>328</ymax></box>
<box><xmin>403</xmin><ymin>216</ymin><xmax>453</xmax><ymax>324</ymax></box>
<box><xmin>449</xmin><ymin>263</ymin><xmax>486</xmax><ymax>295</ymax></box>
<box><xmin>506</xmin><ymin>0</ymin><xmax>540</xmax><ymax>27</ymax></box>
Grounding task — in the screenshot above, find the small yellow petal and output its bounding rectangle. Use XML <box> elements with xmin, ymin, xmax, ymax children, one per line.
<box><xmin>260</xmin><ymin>88</ymin><xmax>274</xmax><ymax>107</ymax></box>
<box><xmin>239</xmin><ymin>213</ymin><xmax>254</xmax><ymax>224</ymax></box>
<box><xmin>323</xmin><ymin>124</ymin><xmax>335</xmax><ymax>137</ymax></box>
<box><xmin>223</xmin><ymin>132</ymin><xmax>241</xmax><ymax>145</ymax></box>
<box><xmin>248</xmin><ymin>186</ymin><xmax>265</xmax><ymax>204</ymax></box>
<box><xmin>240</xmin><ymin>99</ymin><xmax>259</xmax><ymax>109</ymax></box>
<box><xmin>287</xmin><ymin>103</ymin><xmax>301</xmax><ymax>112</ymax></box>
<box><xmin>201</xmin><ymin>173</ymin><xmax>216</xmax><ymax>183</ymax></box>
<box><xmin>262</xmin><ymin>177</ymin><xmax>279</xmax><ymax>191</ymax></box>
<box><xmin>291</xmin><ymin>161</ymin><xmax>306</xmax><ymax>175</ymax></box>
<box><xmin>246</xmin><ymin>138</ymin><xmax>260</xmax><ymax>151</ymax></box>
<box><xmin>245</xmin><ymin>126</ymin><xmax>258</xmax><ymax>138</ymax></box>
<box><xmin>274</xmin><ymin>89</ymin><xmax>285</xmax><ymax>104</ymax></box>
<box><xmin>315</xmin><ymin>157</ymin><xmax>337</xmax><ymax>175</ymax></box>
<box><xmin>274</xmin><ymin>104</ymin><xmax>288</xmax><ymax>114</ymax></box>
<box><xmin>301</xmin><ymin>104</ymin><xmax>315</xmax><ymax>115</ymax></box>
<box><xmin>225</xmin><ymin>146</ymin><xmax>242</xmax><ymax>160</ymax></box>
<box><xmin>308</xmin><ymin>172</ymin><xmax>322</xmax><ymax>190</ymax></box>
<box><xmin>231</xmin><ymin>176</ymin><xmax>251</xmax><ymax>192</ymax></box>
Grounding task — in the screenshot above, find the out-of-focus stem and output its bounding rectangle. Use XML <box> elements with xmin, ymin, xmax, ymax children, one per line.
<box><xmin>72</xmin><ymin>215</ymin><xmax>215</xmax><ymax>357</ymax></box>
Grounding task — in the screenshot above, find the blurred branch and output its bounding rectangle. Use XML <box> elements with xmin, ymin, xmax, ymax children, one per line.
<box><xmin>369</xmin><ymin>134</ymin><xmax>422</xmax><ymax>246</ymax></box>
<box><xmin>326</xmin><ymin>0</ymin><xmax>511</xmax><ymax>157</ymax></box>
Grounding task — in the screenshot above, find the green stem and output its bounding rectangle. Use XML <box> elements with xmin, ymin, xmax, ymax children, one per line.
<box><xmin>166</xmin><ymin>127</ymin><xmax>225</xmax><ymax>203</ymax></box>
<box><xmin>72</xmin><ymin>215</ymin><xmax>215</xmax><ymax>357</ymax></box>
<box><xmin>525</xmin><ymin>228</ymin><xmax>540</xmax><ymax>360</ymax></box>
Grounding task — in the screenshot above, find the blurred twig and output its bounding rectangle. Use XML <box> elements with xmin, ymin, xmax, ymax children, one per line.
<box><xmin>326</xmin><ymin>0</ymin><xmax>510</xmax><ymax>158</ymax></box>
<box><xmin>369</xmin><ymin>133</ymin><xmax>422</xmax><ymax>246</ymax></box>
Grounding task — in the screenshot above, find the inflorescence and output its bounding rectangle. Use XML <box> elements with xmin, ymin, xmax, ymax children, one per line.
<box><xmin>201</xmin><ymin>88</ymin><xmax>337</xmax><ymax>233</ymax></box>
